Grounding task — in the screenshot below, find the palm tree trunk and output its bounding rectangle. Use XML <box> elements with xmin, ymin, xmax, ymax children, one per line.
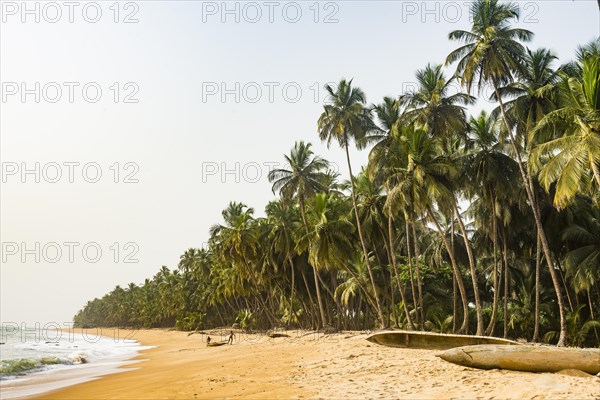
<box><xmin>427</xmin><ymin>206</ymin><xmax>469</xmax><ymax>333</ymax></box>
<box><xmin>287</xmin><ymin>256</ymin><xmax>302</xmax><ymax>325</ymax></box>
<box><xmin>311</xmin><ymin>265</ymin><xmax>327</xmax><ymax>329</ymax></box>
<box><xmin>242</xmin><ymin>256</ymin><xmax>276</xmax><ymax>327</ymax></box>
<box><xmin>453</xmin><ymin>201</ymin><xmax>484</xmax><ymax>335</ymax></box>
<box><xmin>404</xmin><ymin>216</ymin><xmax>419</xmax><ymax>323</ymax></box>
<box><xmin>502</xmin><ymin>230</ymin><xmax>509</xmax><ymax>339</ymax></box>
<box><xmin>555</xmin><ymin>258</ymin><xmax>574</xmax><ymax>312</ymax></box>
<box><xmin>300</xmin><ymin>267</ymin><xmax>318</xmax><ymax>329</ymax></box>
<box><xmin>587</xmin><ymin>288</ymin><xmax>600</xmax><ymax>343</ymax></box>
<box><xmin>344</xmin><ymin>141</ymin><xmax>385</xmax><ymax>327</ymax></box>
<box><xmin>486</xmin><ymin>199</ymin><xmax>499</xmax><ymax>336</ymax></box>
<box><xmin>532</xmin><ymin>232</ymin><xmax>541</xmax><ymax>342</ymax></box>
<box><xmin>494</xmin><ymin>83</ymin><xmax>567</xmax><ymax>346</ymax></box>
<box><xmin>379</xmin><ymin>228</ymin><xmax>397</xmax><ymax>327</ymax></box>
<box><xmin>299</xmin><ymin>197</ymin><xmax>327</xmax><ymax>329</ymax></box>
<box><xmin>452</xmin><ymin>221</ymin><xmax>457</xmax><ymax>333</ymax></box>
<box><xmin>411</xmin><ymin>220</ymin><xmax>425</xmax><ymax>329</ymax></box>
<box><xmin>388</xmin><ymin>214</ymin><xmax>415</xmax><ymax>329</ymax></box>
<box><xmin>453</xmin><ymin>273</ymin><xmax>458</xmax><ymax>333</ymax></box>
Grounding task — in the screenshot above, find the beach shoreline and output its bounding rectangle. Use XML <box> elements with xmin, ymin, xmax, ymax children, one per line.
<box><xmin>26</xmin><ymin>328</ymin><xmax>599</xmax><ymax>400</ymax></box>
<box><xmin>0</xmin><ymin>329</ymin><xmax>149</xmax><ymax>400</ymax></box>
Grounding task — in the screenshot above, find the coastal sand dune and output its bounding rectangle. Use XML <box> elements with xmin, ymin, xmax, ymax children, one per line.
<box><xmin>34</xmin><ymin>329</ymin><xmax>599</xmax><ymax>400</ymax></box>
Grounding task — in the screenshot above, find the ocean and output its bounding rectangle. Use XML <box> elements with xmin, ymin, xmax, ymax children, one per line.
<box><xmin>0</xmin><ymin>325</ymin><xmax>151</xmax><ymax>399</ymax></box>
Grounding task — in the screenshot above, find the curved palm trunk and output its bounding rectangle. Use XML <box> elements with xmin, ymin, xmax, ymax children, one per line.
<box><xmin>502</xmin><ymin>231</ymin><xmax>509</xmax><ymax>339</ymax></box>
<box><xmin>299</xmin><ymin>267</ymin><xmax>318</xmax><ymax>329</ymax></box>
<box><xmin>532</xmin><ymin>232</ymin><xmax>541</xmax><ymax>342</ymax></box>
<box><xmin>388</xmin><ymin>214</ymin><xmax>415</xmax><ymax>329</ymax></box>
<box><xmin>344</xmin><ymin>142</ymin><xmax>385</xmax><ymax>327</ymax></box>
<box><xmin>404</xmin><ymin>216</ymin><xmax>419</xmax><ymax>323</ymax></box>
<box><xmin>452</xmin><ymin>224</ymin><xmax>458</xmax><ymax>333</ymax></box>
<box><xmin>287</xmin><ymin>256</ymin><xmax>302</xmax><ymax>325</ymax></box>
<box><xmin>453</xmin><ymin>201</ymin><xmax>484</xmax><ymax>335</ymax></box>
<box><xmin>494</xmin><ymin>84</ymin><xmax>567</xmax><ymax>346</ymax></box>
<box><xmin>486</xmin><ymin>200</ymin><xmax>499</xmax><ymax>336</ymax></box>
<box><xmin>426</xmin><ymin>206</ymin><xmax>469</xmax><ymax>333</ymax></box>
<box><xmin>411</xmin><ymin>220</ymin><xmax>425</xmax><ymax>329</ymax></box>
<box><xmin>299</xmin><ymin>198</ymin><xmax>327</xmax><ymax>329</ymax></box>
<box><xmin>453</xmin><ymin>273</ymin><xmax>458</xmax><ymax>333</ymax></box>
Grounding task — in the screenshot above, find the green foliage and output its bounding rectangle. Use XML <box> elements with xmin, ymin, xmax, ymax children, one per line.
<box><xmin>235</xmin><ymin>309</ymin><xmax>256</xmax><ymax>332</ymax></box>
<box><xmin>72</xmin><ymin>3</ymin><xmax>599</xmax><ymax>347</ymax></box>
<box><xmin>175</xmin><ymin>313</ymin><xmax>205</xmax><ymax>331</ymax></box>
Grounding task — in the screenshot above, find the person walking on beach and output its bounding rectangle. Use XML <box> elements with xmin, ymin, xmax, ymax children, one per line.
<box><xmin>206</xmin><ymin>336</ymin><xmax>211</xmax><ymax>346</ymax></box>
<box><xmin>227</xmin><ymin>331</ymin><xmax>234</xmax><ymax>345</ymax></box>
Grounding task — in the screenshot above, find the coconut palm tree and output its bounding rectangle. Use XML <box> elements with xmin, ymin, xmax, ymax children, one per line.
<box><xmin>401</xmin><ymin>63</ymin><xmax>475</xmax><ymax>139</ymax></box>
<box><xmin>382</xmin><ymin>123</ymin><xmax>470</xmax><ymax>332</ymax></box>
<box><xmin>465</xmin><ymin>111</ymin><xmax>521</xmax><ymax>336</ymax></box>
<box><xmin>210</xmin><ymin>202</ymin><xmax>276</xmax><ymax>326</ymax></box>
<box><xmin>369</xmin><ymin>97</ymin><xmax>417</xmax><ymax>329</ymax></box>
<box><xmin>446</xmin><ymin>0</ymin><xmax>568</xmax><ymax>346</ymax></box>
<box><xmin>531</xmin><ymin>55</ymin><xmax>600</xmax><ymax>208</ymax></box>
<box><xmin>495</xmin><ymin>48</ymin><xmax>565</xmax><ymax>145</ymax></box>
<box><xmin>493</xmin><ymin>47</ymin><xmax>566</xmax><ymax>340</ymax></box>
<box><xmin>318</xmin><ymin>79</ymin><xmax>385</xmax><ymax>327</ymax></box>
<box><xmin>297</xmin><ymin>193</ymin><xmax>357</xmax><ymax>323</ymax></box>
<box><xmin>402</xmin><ymin>63</ymin><xmax>485</xmax><ymax>334</ymax></box>
<box><xmin>265</xmin><ymin>199</ymin><xmax>302</xmax><ymax>324</ymax></box>
<box><xmin>268</xmin><ymin>141</ymin><xmax>331</xmax><ymax>328</ymax></box>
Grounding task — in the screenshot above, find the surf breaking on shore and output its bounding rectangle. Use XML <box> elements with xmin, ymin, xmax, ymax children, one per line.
<box><xmin>0</xmin><ymin>326</ymin><xmax>151</xmax><ymax>399</ymax></box>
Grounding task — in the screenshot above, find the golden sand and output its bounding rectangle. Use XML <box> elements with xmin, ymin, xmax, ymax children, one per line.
<box><xmin>33</xmin><ymin>329</ymin><xmax>599</xmax><ymax>400</ymax></box>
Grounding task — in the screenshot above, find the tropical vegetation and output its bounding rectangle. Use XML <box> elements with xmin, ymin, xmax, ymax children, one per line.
<box><xmin>74</xmin><ymin>0</ymin><xmax>599</xmax><ymax>347</ymax></box>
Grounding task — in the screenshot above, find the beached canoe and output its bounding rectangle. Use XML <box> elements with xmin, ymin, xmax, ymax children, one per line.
<box><xmin>437</xmin><ymin>344</ymin><xmax>600</xmax><ymax>375</ymax></box>
<box><xmin>207</xmin><ymin>341</ymin><xmax>228</xmax><ymax>347</ymax></box>
<box><xmin>366</xmin><ymin>330</ymin><xmax>521</xmax><ymax>350</ymax></box>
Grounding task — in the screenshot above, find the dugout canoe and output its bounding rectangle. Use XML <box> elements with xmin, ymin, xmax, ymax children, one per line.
<box><xmin>207</xmin><ymin>341</ymin><xmax>228</xmax><ymax>347</ymax></box>
<box><xmin>437</xmin><ymin>344</ymin><xmax>600</xmax><ymax>375</ymax></box>
<box><xmin>366</xmin><ymin>330</ymin><xmax>521</xmax><ymax>350</ymax></box>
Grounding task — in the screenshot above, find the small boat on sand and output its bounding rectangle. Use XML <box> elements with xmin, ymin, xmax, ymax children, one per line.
<box><xmin>437</xmin><ymin>344</ymin><xmax>600</xmax><ymax>374</ymax></box>
<box><xmin>366</xmin><ymin>330</ymin><xmax>521</xmax><ymax>350</ymax></box>
<box><xmin>207</xmin><ymin>341</ymin><xmax>228</xmax><ymax>347</ymax></box>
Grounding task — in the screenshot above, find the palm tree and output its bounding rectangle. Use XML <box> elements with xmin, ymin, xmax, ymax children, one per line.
<box><xmin>402</xmin><ymin>63</ymin><xmax>485</xmax><ymax>334</ymax></box>
<box><xmin>297</xmin><ymin>193</ymin><xmax>357</xmax><ymax>324</ymax></box>
<box><xmin>465</xmin><ymin>111</ymin><xmax>521</xmax><ymax>336</ymax></box>
<box><xmin>268</xmin><ymin>141</ymin><xmax>330</xmax><ymax>328</ymax></box>
<box><xmin>210</xmin><ymin>202</ymin><xmax>276</xmax><ymax>325</ymax></box>
<box><xmin>495</xmin><ymin>48</ymin><xmax>565</xmax><ymax>145</ymax></box>
<box><xmin>562</xmin><ymin>198</ymin><xmax>600</xmax><ymax>299</ymax></box>
<box><xmin>382</xmin><ymin>123</ymin><xmax>470</xmax><ymax>332</ymax></box>
<box><xmin>493</xmin><ymin>48</ymin><xmax>565</xmax><ymax>340</ymax></box>
<box><xmin>369</xmin><ymin>97</ymin><xmax>416</xmax><ymax>329</ymax></box>
<box><xmin>265</xmin><ymin>200</ymin><xmax>302</xmax><ymax>324</ymax></box>
<box><xmin>318</xmin><ymin>79</ymin><xmax>386</xmax><ymax>327</ymax></box>
<box><xmin>531</xmin><ymin>55</ymin><xmax>600</xmax><ymax>208</ymax></box>
<box><xmin>401</xmin><ymin>63</ymin><xmax>475</xmax><ymax>139</ymax></box>
<box><xmin>446</xmin><ymin>0</ymin><xmax>568</xmax><ymax>346</ymax></box>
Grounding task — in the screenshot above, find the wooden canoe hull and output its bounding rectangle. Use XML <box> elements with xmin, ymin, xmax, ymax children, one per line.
<box><xmin>366</xmin><ymin>330</ymin><xmax>521</xmax><ymax>350</ymax></box>
<box><xmin>437</xmin><ymin>344</ymin><xmax>600</xmax><ymax>374</ymax></box>
<box><xmin>207</xmin><ymin>341</ymin><xmax>227</xmax><ymax>347</ymax></box>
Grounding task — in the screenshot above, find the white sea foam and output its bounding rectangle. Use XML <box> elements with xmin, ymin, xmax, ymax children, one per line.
<box><xmin>0</xmin><ymin>328</ymin><xmax>153</xmax><ymax>399</ymax></box>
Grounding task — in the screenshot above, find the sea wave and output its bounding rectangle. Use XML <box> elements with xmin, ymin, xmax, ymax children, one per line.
<box><xmin>0</xmin><ymin>352</ymin><xmax>87</xmax><ymax>379</ymax></box>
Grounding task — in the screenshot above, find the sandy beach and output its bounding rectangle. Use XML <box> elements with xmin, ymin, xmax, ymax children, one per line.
<box><xmin>26</xmin><ymin>329</ymin><xmax>599</xmax><ymax>400</ymax></box>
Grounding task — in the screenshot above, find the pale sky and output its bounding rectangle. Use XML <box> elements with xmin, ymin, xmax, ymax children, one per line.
<box><xmin>1</xmin><ymin>0</ymin><xmax>598</xmax><ymax>325</ymax></box>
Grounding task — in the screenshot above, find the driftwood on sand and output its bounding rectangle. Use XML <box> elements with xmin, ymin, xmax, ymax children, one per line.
<box><xmin>437</xmin><ymin>344</ymin><xmax>600</xmax><ymax>375</ymax></box>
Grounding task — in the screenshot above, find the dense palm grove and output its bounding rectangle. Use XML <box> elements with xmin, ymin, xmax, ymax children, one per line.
<box><xmin>74</xmin><ymin>1</ymin><xmax>600</xmax><ymax>347</ymax></box>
